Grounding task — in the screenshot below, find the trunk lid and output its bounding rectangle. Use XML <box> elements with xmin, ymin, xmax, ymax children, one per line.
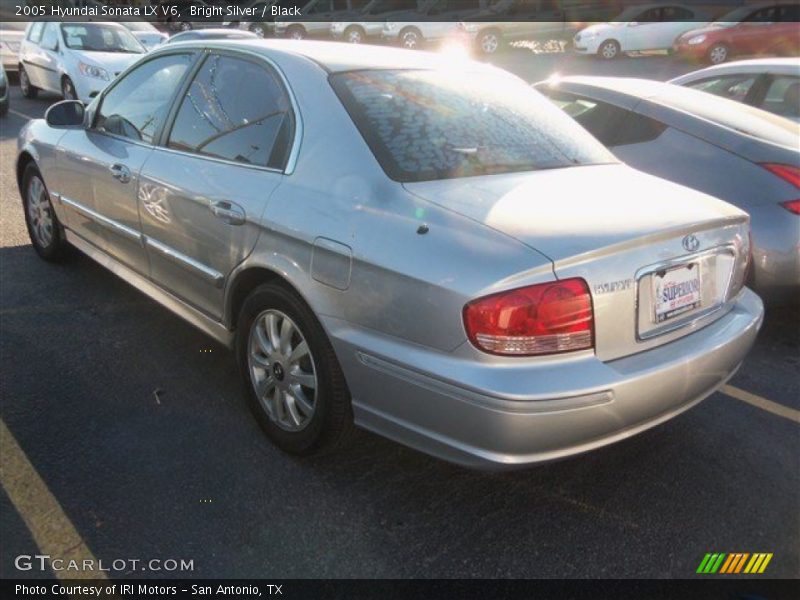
<box><xmin>404</xmin><ymin>164</ymin><xmax>750</xmax><ymax>360</ymax></box>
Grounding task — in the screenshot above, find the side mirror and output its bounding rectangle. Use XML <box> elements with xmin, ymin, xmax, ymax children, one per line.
<box><xmin>45</xmin><ymin>100</ymin><xmax>85</xmax><ymax>128</ymax></box>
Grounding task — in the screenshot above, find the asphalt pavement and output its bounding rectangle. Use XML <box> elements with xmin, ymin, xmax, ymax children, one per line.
<box><xmin>0</xmin><ymin>47</ymin><xmax>798</xmax><ymax>579</ymax></box>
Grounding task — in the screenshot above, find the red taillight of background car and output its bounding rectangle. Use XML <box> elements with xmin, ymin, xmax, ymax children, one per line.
<box><xmin>761</xmin><ymin>164</ymin><xmax>800</xmax><ymax>215</ymax></box>
<box><xmin>463</xmin><ymin>279</ymin><xmax>594</xmax><ymax>356</ymax></box>
<box><xmin>780</xmin><ymin>199</ymin><xmax>800</xmax><ymax>215</ymax></box>
<box><xmin>762</xmin><ymin>163</ymin><xmax>800</xmax><ymax>188</ymax></box>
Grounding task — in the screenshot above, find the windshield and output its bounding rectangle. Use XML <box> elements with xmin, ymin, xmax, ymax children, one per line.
<box><xmin>331</xmin><ymin>69</ymin><xmax>616</xmax><ymax>182</ymax></box>
<box><xmin>712</xmin><ymin>6</ymin><xmax>753</xmax><ymax>26</ymax></box>
<box><xmin>121</xmin><ymin>22</ymin><xmax>158</xmax><ymax>33</ymax></box>
<box><xmin>60</xmin><ymin>24</ymin><xmax>145</xmax><ymax>53</ymax></box>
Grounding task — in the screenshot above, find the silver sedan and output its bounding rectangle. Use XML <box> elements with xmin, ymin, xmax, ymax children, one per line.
<box><xmin>17</xmin><ymin>40</ymin><xmax>762</xmax><ymax>469</ymax></box>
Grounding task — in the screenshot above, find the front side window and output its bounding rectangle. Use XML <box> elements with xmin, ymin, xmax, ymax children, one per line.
<box><xmin>96</xmin><ymin>54</ymin><xmax>194</xmax><ymax>144</ymax></box>
<box><xmin>332</xmin><ymin>70</ymin><xmax>615</xmax><ymax>182</ymax></box>
<box><xmin>60</xmin><ymin>24</ymin><xmax>145</xmax><ymax>54</ymax></box>
<box><xmin>167</xmin><ymin>54</ymin><xmax>294</xmax><ymax>169</ymax></box>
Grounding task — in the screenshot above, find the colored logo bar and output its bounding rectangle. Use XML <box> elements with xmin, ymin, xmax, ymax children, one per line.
<box><xmin>697</xmin><ymin>553</ymin><xmax>773</xmax><ymax>574</ymax></box>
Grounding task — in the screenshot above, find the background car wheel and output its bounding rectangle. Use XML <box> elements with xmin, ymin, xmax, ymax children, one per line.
<box><xmin>179</xmin><ymin>21</ymin><xmax>193</xmax><ymax>32</ymax></box>
<box><xmin>707</xmin><ymin>43</ymin><xmax>729</xmax><ymax>65</ymax></box>
<box><xmin>249</xmin><ymin>23</ymin><xmax>268</xmax><ymax>38</ymax></box>
<box><xmin>19</xmin><ymin>66</ymin><xmax>38</xmax><ymax>99</ymax></box>
<box><xmin>477</xmin><ymin>29</ymin><xmax>501</xmax><ymax>55</ymax></box>
<box><xmin>598</xmin><ymin>39</ymin><xmax>620</xmax><ymax>59</ymax></box>
<box><xmin>345</xmin><ymin>26</ymin><xmax>364</xmax><ymax>44</ymax></box>
<box><xmin>237</xmin><ymin>282</ymin><xmax>354</xmax><ymax>456</ymax></box>
<box><xmin>400</xmin><ymin>27</ymin><xmax>422</xmax><ymax>49</ymax></box>
<box><xmin>21</xmin><ymin>164</ymin><xmax>69</xmax><ymax>262</ymax></box>
<box><xmin>61</xmin><ymin>76</ymin><xmax>77</xmax><ymax>101</ymax></box>
<box><xmin>287</xmin><ymin>25</ymin><xmax>306</xmax><ymax>40</ymax></box>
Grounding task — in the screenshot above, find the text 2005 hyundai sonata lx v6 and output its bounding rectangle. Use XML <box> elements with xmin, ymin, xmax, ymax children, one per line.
<box><xmin>17</xmin><ymin>41</ymin><xmax>763</xmax><ymax>469</ymax></box>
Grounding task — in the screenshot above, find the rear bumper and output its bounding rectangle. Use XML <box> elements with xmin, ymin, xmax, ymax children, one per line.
<box><xmin>326</xmin><ymin>288</ymin><xmax>763</xmax><ymax>469</ymax></box>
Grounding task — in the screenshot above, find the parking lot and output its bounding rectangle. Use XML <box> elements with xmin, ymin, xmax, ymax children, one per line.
<box><xmin>0</xmin><ymin>46</ymin><xmax>798</xmax><ymax>579</ymax></box>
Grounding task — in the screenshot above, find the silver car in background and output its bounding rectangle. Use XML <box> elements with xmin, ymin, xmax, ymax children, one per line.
<box><xmin>17</xmin><ymin>41</ymin><xmax>762</xmax><ymax>468</ymax></box>
<box><xmin>669</xmin><ymin>58</ymin><xmax>800</xmax><ymax>122</ymax></box>
<box><xmin>537</xmin><ymin>76</ymin><xmax>800</xmax><ymax>307</ymax></box>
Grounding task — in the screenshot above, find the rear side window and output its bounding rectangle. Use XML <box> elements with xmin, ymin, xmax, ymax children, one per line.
<box><xmin>331</xmin><ymin>69</ymin><xmax>615</xmax><ymax>182</ymax></box>
<box><xmin>167</xmin><ymin>54</ymin><xmax>294</xmax><ymax>169</ymax></box>
<box><xmin>760</xmin><ymin>75</ymin><xmax>800</xmax><ymax>120</ymax></box>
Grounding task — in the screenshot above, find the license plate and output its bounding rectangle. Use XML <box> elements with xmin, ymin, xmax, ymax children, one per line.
<box><xmin>651</xmin><ymin>263</ymin><xmax>702</xmax><ymax>324</ymax></box>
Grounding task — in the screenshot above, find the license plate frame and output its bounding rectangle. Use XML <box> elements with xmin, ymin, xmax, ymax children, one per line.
<box><xmin>650</xmin><ymin>262</ymin><xmax>703</xmax><ymax>324</ymax></box>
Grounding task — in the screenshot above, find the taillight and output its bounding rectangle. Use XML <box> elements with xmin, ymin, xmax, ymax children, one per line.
<box><xmin>781</xmin><ymin>199</ymin><xmax>800</xmax><ymax>215</ymax></box>
<box><xmin>762</xmin><ymin>163</ymin><xmax>800</xmax><ymax>188</ymax></box>
<box><xmin>463</xmin><ymin>278</ymin><xmax>594</xmax><ymax>356</ymax></box>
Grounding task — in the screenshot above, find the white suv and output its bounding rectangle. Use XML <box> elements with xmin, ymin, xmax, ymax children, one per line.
<box><xmin>19</xmin><ymin>22</ymin><xmax>145</xmax><ymax>103</ymax></box>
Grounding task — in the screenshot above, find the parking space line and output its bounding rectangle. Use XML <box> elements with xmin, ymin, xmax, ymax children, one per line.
<box><xmin>0</xmin><ymin>419</ymin><xmax>107</xmax><ymax>580</ymax></box>
<box><xmin>721</xmin><ymin>385</ymin><xmax>800</xmax><ymax>424</ymax></box>
<box><xmin>9</xmin><ymin>108</ymin><xmax>36</xmax><ymax>120</ymax></box>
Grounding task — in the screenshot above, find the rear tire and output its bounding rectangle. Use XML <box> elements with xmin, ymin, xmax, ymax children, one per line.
<box><xmin>250</xmin><ymin>23</ymin><xmax>268</xmax><ymax>38</ymax></box>
<box><xmin>19</xmin><ymin>66</ymin><xmax>38</xmax><ymax>99</ymax></box>
<box><xmin>400</xmin><ymin>27</ymin><xmax>422</xmax><ymax>49</ymax></box>
<box><xmin>344</xmin><ymin>26</ymin><xmax>365</xmax><ymax>44</ymax></box>
<box><xmin>287</xmin><ymin>25</ymin><xmax>306</xmax><ymax>40</ymax></box>
<box><xmin>21</xmin><ymin>164</ymin><xmax>69</xmax><ymax>262</ymax></box>
<box><xmin>236</xmin><ymin>282</ymin><xmax>354</xmax><ymax>456</ymax></box>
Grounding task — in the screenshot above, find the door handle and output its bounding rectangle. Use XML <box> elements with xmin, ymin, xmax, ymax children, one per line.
<box><xmin>210</xmin><ymin>200</ymin><xmax>246</xmax><ymax>226</ymax></box>
<box><xmin>109</xmin><ymin>163</ymin><xmax>131</xmax><ymax>184</ymax></box>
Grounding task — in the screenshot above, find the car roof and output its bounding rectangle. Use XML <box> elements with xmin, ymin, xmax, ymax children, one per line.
<box><xmin>669</xmin><ymin>58</ymin><xmax>800</xmax><ymax>84</ymax></box>
<box><xmin>162</xmin><ymin>39</ymin><xmax>501</xmax><ymax>74</ymax></box>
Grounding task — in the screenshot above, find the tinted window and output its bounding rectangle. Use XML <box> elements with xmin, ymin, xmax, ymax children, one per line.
<box><xmin>40</xmin><ymin>23</ymin><xmax>59</xmax><ymax>51</ymax></box>
<box><xmin>167</xmin><ymin>54</ymin><xmax>293</xmax><ymax>169</ymax></box>
<box><xmin>544</xmin><ymin>92</ymin><xmax>628</xmax><ymax>145</ymax></box>
<box><xmin>662</xmin><ymin>6</ymin><xmax>693</xmax><ymax>21</ymax></box>
<box><xmin>615</xmin><ymin>112</ymin><xmax>666</xmax><ymax>146</ymax></box>
<box><xmin>96</xmin><ymin>54</ymin><xmax>193</xmax><ymax>144</ymax></box>
<box><xmin>27</xmin><ymin>22</ymin><xmax>44</xmax><ymax>43</ymax></box>
<box><xmin>685</xmin><ymin>74</ymin><xmax>758</xmax><ymax>102</ymax></box>
<box><xmin>332</xmin><ymin>70</ymin><xmax>615</xmax><ymax>182</ymax></box>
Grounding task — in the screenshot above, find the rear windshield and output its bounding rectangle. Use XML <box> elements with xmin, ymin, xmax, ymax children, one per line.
<box><xmin>330</xmin><ymin>69</ymin><xmax>616</xmax><ymax>182</ymax></box>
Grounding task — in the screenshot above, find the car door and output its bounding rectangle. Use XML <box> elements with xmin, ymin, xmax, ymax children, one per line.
<box><xmin>623</xmin><ymin>6</ymin><xmax>662</xmax><ymax>51</ymax></box>
<box><xmin>20</xmin><ymin>22</ymin><xmax>51</xmax><ymax>91</ymax></box>
<box><xmin>658</xmin><ymin>6</ymin><xmax>699</xmax><ymax>49</ymax></box>
<box><xmin>138</xmin><ymin>51</ymin><xmax>294</xmax><ymax>319</ymax></box>
<box><xmin>735</xmin><ymin>6</ymin><xmax>779</xmax><ymax>55</ymax></box>
<box><xmin>56</xmin><ymin>52</ymin><xmax>197</xmax><ymax>275</ymax></box>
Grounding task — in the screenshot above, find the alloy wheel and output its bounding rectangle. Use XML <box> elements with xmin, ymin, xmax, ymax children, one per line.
<box><xmin>248</xmin><ymin>309</ymin><xmax>318</xmax><ymax>432</ymax></box>
<box><xmin>347</xmin><ymin>29</ymin><xmax>363</xmax><ymax>44</ymax></box>
<box><xmin>251</xmin><ymin>24</ymin><xmax>266</xmax><ymax>38</ymax></box>
<box><xmin>27</xmin><ymin>176</ymin><xmax>54</xmax><ymax>248</ymax></box>
<box><xmin>402</xmin><ymin>31</ymin><xmax>419</xmax><ymax>49</ymax></box>
<box><xmin>20</xmin><ymin>69</ymin><xmax>30</xmax><ymax>95</ymax></box>
<box><xmin>481</xmin><ymin>33</ymin><xmax>499</xmax><ymax>54</ymax></box>
<box><xmin>600</xmin><ymin>41</ymin><xmax>618</xmax><ymax>59</ymax></box>
<box><xmin>709</xmin><ymin>45</ymin><xmax>728</xmax><ymax>64</ymax></box>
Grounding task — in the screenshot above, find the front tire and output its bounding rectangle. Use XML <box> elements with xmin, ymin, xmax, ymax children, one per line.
<box><xmin>707</xmin><ymin>43</ymin><xmax>729</xmax><ymax>65</ymax></box>
<box><xmin>237</xmin><ymin>282</ymin><xmax>354</xmax><ymax>456</ymax></box>
<box><xmin>19</xmin><ymin>66</ymin><xmax>38</xmax><ymax>99</ymax></box>
<box><xmin>21</xmin><ymin>164</ymin><xmax>69</xmax><ymax>262</ymax></box>
<box><xmin>250</xmin><ymin>23</ymin><xmax>268</xmax><ymax>38</ymax></box>
<box><xmin>477</xmin><ymin>29</ymin><xmax>501</xmax><ymax>55</ymax></box>
<box><xmin>344</xmin><ymin>26</ymin><xmax>364</xmax><ymax>44</ymax></box>
<box><xmin>598</xmin><ymin>39</ymin><xmax>620</xmax><ymax>59</ymax></box>
<box><xmin>61</xmin><ymin>76</ymin><xmax>77</xmax><ymax>101</ymax></box>
<box><xmin>400</xmin><ymin>27</ymin><xmax>422</xmax><ymax>49</ymax></box>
